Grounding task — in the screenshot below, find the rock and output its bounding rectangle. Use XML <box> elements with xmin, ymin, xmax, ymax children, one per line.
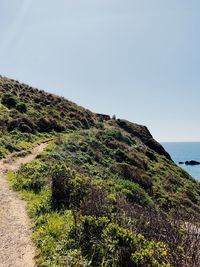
<box><xmin>179</xmin><ymin>161</ymin><xmax>184</xmax><ymax>164</ymax></box>
<box><xmin>96</xmin><ymin>113</ymin><xmax>111</xmax><ymax>122</ymax></box>
<box><xmin>185</xmin><ymin>160</ymin><xmax>200</xmax><ymax>165</ymax></box>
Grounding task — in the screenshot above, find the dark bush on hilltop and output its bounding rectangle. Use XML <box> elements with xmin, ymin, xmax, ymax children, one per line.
<box><xmin>37</xmin><ymin>117</ymin><xmax>65</xmax><ymax>132</ymax></box>
<box><xmin>1</xmin><ymin>92</ymin><xmax>17</xmax><ymax>108</ymax></box>
<box><xmin>37</xmin><ymin>117</ymin><xmax>53</xmax><ymax>132</ymax></box>
<box><xmin>51</xmin><ymin>120</ymin><xmax>65</xmax><ymax>132</ymax></box>
<box><xmin>8</xmin><ymin>117</ymin><xmax>36</xmax><ymax>133</ymax></box>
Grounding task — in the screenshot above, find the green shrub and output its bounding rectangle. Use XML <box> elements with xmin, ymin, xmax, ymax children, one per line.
<box><xmin>103</xmin><ymin>223</ymin><xmax>169</xmax><ymax>267</ymax></box>
<box><xmin>16</xmin><ymin>102</ymin><xmax>27</xmax><ymax>113</ymax></box>
<box><xmin>71</xmin><ymin>216</ymin><xmax>110</xmax><ymax>265</ymax></box>
<box><xmin>33</xmin><ymin>210</ymin><xmax>76</xmax><ymax>265</ymax></box>
<box><xmin>51</xmin><ymin>164</ymin><xmax>73</xmax><ymax>209</ymax></box>
<box><xmin>1</xmin><ymin>92</ymin><xmax>17</xmax><ymax>108</ymax></box>
<box><xmin>13</xmin><ymin>159</ymin><xmax>48</xmax><ymax>192</ymax></box>
<box><xmin>37</xmin><ymin>117</ymin><xmax>65</xmax><ymax>132</ymax></box>
<box><xmin>116</xmin><ymin>179</ymin><xmax>154</xmax><ymax>207</ymax></box>
<box><xmin>0</xmin><ymin>147</ymin><xmax>7</xmax><ymax>159</ymax></box>
<box><xmin>8</xmin><ymin>117</ymin><xmax>36</xmax><ymax>133</ymax></box>
<box><xmin>51</xmin><ymin>164</ymin><xmax>90</xmax><ymax>210</ymax></box>
<box><xmin>72</xmin><ymin>216</ymin><xmax>169</xmax><ymax>267</ymax></box>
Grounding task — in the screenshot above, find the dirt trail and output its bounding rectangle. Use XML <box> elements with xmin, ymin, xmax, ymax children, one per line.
<box><xmin>0</xmin><ymin>143</ymin><xmax>48</xmax><ymax>267</ymax></box>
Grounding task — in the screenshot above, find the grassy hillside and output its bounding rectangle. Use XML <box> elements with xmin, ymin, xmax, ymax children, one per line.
<box><xmin>0</xmin><ymin>76</ymin><xmax>97</xmax><ymax>158</ymax></box>
<box><xmin>1</xmin><ymin>76</ymin><xmax>200</xmax><ymax>266</ymax></box>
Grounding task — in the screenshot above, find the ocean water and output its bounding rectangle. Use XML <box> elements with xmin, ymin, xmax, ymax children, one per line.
<box><xmin>162</xmin><ymin>142</ymin><xmax>200</xmax><ymax>182</ymax></box>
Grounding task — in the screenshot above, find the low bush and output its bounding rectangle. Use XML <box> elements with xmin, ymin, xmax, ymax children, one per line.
<box><xmin>16</xmin><ymin>102</ymin><xmax>27</xmax><ymax>113</ymax></box>
<box><xmin>71</xmin><ymin>216</ymin><xmax>169</xmax><ymax>267</ymax></box>
<box><xmin>8</xmin><ymin>117</ymin><xmax>36</xmax><ymax>133</ymax></box>
<box><xmin>13</xmin><ymin>159</ymin><xmax>48</xmax><ymax>192</ymax></box>
<box><xmin>116</xmin><ymin>179</ymin><xmax>154</xmax><ymax>207</ymax></box>
<box><xmin>51</xmin><ymin>164</ymin><xmax>90</xmax><ymax>210</ymax></box>
<box><xmin>1</xmin><ymin>92</ymin><xmax>17</xmax><ymax>108</ymax></box>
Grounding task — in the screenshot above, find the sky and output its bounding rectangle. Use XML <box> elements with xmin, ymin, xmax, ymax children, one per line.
<box><xmin>0</xmin><ymin>0</ymin><xmax>200</xmax><ymax>142</ymax></box>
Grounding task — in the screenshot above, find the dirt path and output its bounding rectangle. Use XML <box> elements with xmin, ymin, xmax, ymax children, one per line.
<box><xmin>0</xmin><ymin>143</ymin><xmax>48</xmax><ymax>267</ymax></box>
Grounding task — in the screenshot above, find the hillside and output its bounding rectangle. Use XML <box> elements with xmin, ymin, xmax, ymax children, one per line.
<box><xmin>0</xmin><ymin>76</ymin><xmax>97</xmax><ymax>158</ymax></box>
<box><xmin>0</xmin><ymin>76</ymin><xmax>200</xmax><ymax>266</ymax></box>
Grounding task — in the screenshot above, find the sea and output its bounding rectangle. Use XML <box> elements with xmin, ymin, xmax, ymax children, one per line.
<box><xmin>162</xmin><ymin>142</ymin><xmax>200</xmax><ymax>182</ymax></box>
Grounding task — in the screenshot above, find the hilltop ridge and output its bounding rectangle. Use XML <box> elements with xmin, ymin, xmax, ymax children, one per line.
<box><xmin>0</xmin><ymin>76</ymin><xmax>170</xmax><ymax>160</ymax></box>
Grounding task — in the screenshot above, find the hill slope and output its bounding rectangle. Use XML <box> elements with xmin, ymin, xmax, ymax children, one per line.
<box><xmin>0</xmin><ymin>76</ymin><xmax>97</xmax><ymax>157</ymax></box>
<box><xmin>1</xmin><ymin>76</ymin><xmax>200</xmax><ymax>266</ymax></box>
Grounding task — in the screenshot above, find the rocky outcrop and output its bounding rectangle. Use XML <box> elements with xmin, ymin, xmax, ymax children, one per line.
<box><xmin>96</xmin><ymin>113</ymin><xmax>111</xmax><ymax>122</ymax></box>
<box><xmin>116</xmin><ymin>119</ymin><xmax>172</xmax><ymax>161</ymax></box>
<box><xmin>185</xmin><ymin>160</ymin><xmax>200</xmax><ymax>165</ymax></box>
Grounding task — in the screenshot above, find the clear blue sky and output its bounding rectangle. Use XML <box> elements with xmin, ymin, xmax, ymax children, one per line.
<box><xmin>0</xmin><ymin>0</ymin><xmax>200</xmax><ymax>141</ymax></box>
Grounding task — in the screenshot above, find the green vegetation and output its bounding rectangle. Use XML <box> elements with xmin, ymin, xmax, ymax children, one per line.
<box><xmin>1</xmin><ymin>76</ymin><xmax>200</xmax><ymax>266</ymax></box>
<box><xmin>0</xmin><ymin>76</ymin><xmax>97</xmax><ymax>157</ymax></box>
<box><xmin>8</xmin><ymin>130</ymin><xmax>200</xmax><ymax>266</ymax></box>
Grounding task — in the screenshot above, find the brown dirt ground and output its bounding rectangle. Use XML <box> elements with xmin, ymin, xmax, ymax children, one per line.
<box><xmin>0</xmin><ymin>143</ymin><xmax>48</xmax><ymax>267</ymax></box>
